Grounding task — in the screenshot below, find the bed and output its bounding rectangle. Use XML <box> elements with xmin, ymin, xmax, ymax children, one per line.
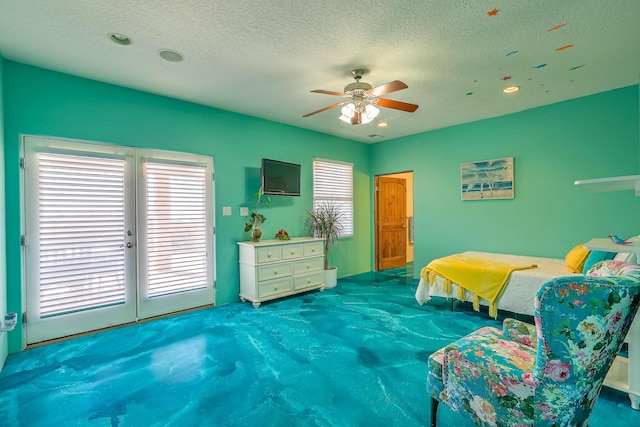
<box><xmin>415</xmin><ymin>250</ymin><xmax>581</xmax><ymax>317</ymax></box>
<box><xmin>416</xmin><ymin>238</ymin><xmax>640</xmax><ymax>317</ymax></box>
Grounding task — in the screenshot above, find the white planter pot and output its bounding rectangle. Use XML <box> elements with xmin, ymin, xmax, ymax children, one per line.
<box><xmin>323</xmin><ymin>266</ymin><xmax>338</xmax><ymax>289</ymax></box>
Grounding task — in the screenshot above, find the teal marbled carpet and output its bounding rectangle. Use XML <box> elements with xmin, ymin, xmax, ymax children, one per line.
<box><xmin>1</xmin><ymin>265</ymin><xmax>639</xmax><ymax>426</ymax></box>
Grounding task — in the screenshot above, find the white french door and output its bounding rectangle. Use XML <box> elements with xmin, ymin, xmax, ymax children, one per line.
<box><xmin>136</xmin><ymin>151</ymin><xmax>214</xmax><ymax>319</ymax></box>
<box><xmin>23</xmin><ymin>136</ymin><xmax>215</xmax><ymax>344</ymax></box>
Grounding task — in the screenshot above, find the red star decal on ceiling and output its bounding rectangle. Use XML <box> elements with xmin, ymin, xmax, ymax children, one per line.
<box><xmin>487</xmin><ymin>9</ymin><xmax>500</xmax><ymax>16</ymax></box>
<box><xmin>501</xmin><ymin>76</ymin><xmax>512</xmax><ymax>81</ymax></box>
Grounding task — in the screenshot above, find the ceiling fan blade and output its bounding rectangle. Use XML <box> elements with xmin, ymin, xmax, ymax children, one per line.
<box><xmin>310</xmin><ymin>89</ymin><xmax>349</xmax><ymax>97</ymax></box>
<box><xmin>376</xmin><ymin>98</ymin><xmax>419</xmax><ymax>113</ymax></box>
<box><xmin>302</xmin><ymin>102</ymin><xmax>343</xmax><ymax>117</ymax></box>
<box><xmin>351</xmin><ymin>111</ymin><xmax>362</xmax><ymax>125</ymax></box>
<box><xmin>366</xmin><ymin>80</ymin><xmax>408</xmax><ymax>97</ymax></box>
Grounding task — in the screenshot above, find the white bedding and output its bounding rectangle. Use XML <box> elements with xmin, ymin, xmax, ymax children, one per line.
<box><xmin>415</xmin><ymin>251</ymin><xmax>581</xmax><ymax>316</ymax></box>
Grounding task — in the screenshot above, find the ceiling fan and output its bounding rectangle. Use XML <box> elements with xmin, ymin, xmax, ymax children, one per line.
<box><xmin>303</xmin><ymin>69</ymin><xmax>419</xmax><ymax>125</ymax></box>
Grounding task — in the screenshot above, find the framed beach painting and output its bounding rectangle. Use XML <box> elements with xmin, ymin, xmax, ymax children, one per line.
<box><xmin>461</xmin><ymin>157</ymin><xmax>514</xmax><ymax>200</ymax></box>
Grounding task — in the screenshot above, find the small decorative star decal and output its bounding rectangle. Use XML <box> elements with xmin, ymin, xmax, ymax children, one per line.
<box><xmin>501</xmin><ymin>76</ymin><xmax>512</xmax><ymax>81</ymax></box>
<box><xmin>555</xmin><ymin>44</ymin><xmax>574</xmax><ymax>51</ymax></box>
<box><xmin>487</xmin><ymin>8</ymin><xmax>500</xmax><ymax>16</ymax></box>
<box><xmin>548</xmin><ymin>23</ymin><xmax>567</xmax><ymax>32</ymax></box>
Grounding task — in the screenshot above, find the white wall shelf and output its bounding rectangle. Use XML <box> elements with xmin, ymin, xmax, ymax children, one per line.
<box><xmin>574</xmin><ymin>175</ymin><xmax>640</xmax><ymax>196</ymax></box>
<box><xmin>584</xmin><ymin>238</ymin><xmax>640</xmax><ymax>254</ymax></box>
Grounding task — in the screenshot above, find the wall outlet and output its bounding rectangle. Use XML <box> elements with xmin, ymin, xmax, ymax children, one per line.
<box><xmin>240</xmin><ymin>207</ymin><xmax>249</xmax><ymax>217</ymax></box>
<box><xmin>2</xmin><ymin>312</ymin><xmax>17</xmax><ymax>332</ymax></box>
<box><xmin>222</xmin><ymin>206</ymin><xmax>232</xmax><ymax>216</ymax></box>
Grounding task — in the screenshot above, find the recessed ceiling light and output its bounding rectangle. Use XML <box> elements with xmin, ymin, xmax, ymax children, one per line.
<box><xmin>377</xmin><ymin>122</ymin><xmax>388</xmax><ymax>128</ymax></box>
<box><xmin>503</xmin><ymin>85</ymin><xmax>520</xmax><ymax>94</ymax></box>
<box><xmin>108</xmin><ymin>33</ymin><xmax>133</xmax><ymax>46</ymax></box>
<box><xmin>159</xmin><ymin>49</ymin><xmax>184</xmax><ymax>62</ymax></box>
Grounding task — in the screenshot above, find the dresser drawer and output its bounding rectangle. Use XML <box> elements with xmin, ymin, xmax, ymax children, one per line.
<box><xmin>258</xmin><ymin>276</ymin><xmax>294</xmax><ymax>298</ymax></box>
<box><xmin>293</xmin><ymin>257</ymin><xmax>324</xmax><ymax>275</ymax></box>
<box><xmin>256</xmin><ymin>246</ymin><xmax>282</xmax><ymax>264</ymax></box>
<box><xmin>304</xmin><ymin>241</ymin><xmax>324</xmax><ymax>257</ymax></box>
<box><xmin>281</xmin><ymin>244</ymin><xmax>303</xmax><ymax>260</ymax></box>
<box><xmin>294</xmin><ymin>272</ymin><xmax>324</xmax><ymax>290</ymax></box>
<box><xmin>257</xmin><ymin>262</ymin><xmax>292</xmax><ymax>281</ymax></box>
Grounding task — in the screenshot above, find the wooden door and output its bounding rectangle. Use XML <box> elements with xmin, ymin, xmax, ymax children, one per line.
<box><xmin>375</xmin><ymin>176</ymin><xmax>407</xmax><ymax>270</ymax></box>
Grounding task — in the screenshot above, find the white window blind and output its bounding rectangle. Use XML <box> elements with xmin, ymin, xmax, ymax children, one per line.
<box><xmin>144</xmin><ymin>161</ymin><xmax>208</xmax><ymax>298</ymax></box>
<box><xmin>37</xmin><ymin>153</ymin><xmax>126</xmax><ymax>317</ymax></box>
<box><xmin>313</xmin><ymin>159</ymin><xmax>354</xmax><ymax>237</ymax></box>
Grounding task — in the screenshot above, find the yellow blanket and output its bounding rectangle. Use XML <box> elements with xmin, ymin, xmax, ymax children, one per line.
<box><xmin>420</xmin><ymin>253</ymin><xmax>537</xmax><ymax>318</ymax></box>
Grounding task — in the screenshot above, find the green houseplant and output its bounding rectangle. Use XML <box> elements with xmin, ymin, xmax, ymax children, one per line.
<box><xmin>305</xmin><ymin>201</ymin><xmax>345</xmax><ymax>288</ymax></box>
<box><xmin>244</xmin><ymin>188</ymin><xmax>270</xmax><ymax>242</ymax></box>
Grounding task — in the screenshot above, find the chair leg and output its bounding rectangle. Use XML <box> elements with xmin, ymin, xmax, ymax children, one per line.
<box><xmin>431</xmin><ymin>397</ymin><xmax>439</xmax><ymax>427</ymax></box>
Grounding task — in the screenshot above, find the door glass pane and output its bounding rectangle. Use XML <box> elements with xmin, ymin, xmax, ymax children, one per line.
<box><xmin>145</xmin><ymin>161</ymin><xmax>208</xmax><ymax>298</ymax></box>
<box><xmin>37</xmin><ymin>152</ymin><xmax>126</xmax><ymax>317</ymax></box>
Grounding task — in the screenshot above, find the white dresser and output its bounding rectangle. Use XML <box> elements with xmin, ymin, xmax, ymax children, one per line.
<box><xmin>238</xmin><ymin>237</ymin><xmax>325</xmax><ymax>307</ymax></box>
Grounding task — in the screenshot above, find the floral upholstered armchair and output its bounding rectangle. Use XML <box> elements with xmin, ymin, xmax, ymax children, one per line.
<box><xmin>428</xmin><ymin>262</ymin><xmax>640</xmax><ymax>427</ymax></box>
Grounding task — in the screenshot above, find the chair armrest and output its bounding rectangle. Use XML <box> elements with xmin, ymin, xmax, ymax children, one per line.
<box><xmin>503</xmin><ymin>318</ymin><xmax>537</xmax><ymax>349</ymax></box>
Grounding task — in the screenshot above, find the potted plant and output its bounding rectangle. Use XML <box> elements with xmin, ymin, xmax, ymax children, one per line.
<box><xmin>244</xmin><ymin>188</ymin><xmax>270</xmax><ymax>242</ymax></box>
<box><xmin>305</xmin><ymin>200</ymin><xmax>345</xmax><ymax>288</ymax></box>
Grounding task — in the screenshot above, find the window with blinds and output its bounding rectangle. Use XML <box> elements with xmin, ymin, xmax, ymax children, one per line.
<box><xmin>144</xmin><ymin>161</ymin><xmax>208</xmax><ymax>298</ymax></box>
<box><xmin>312</xmin><ymin>159</ymin><xmax>354</xmax><ymax>237</ymax></box>
<box><xmin>37</xmin><ymin>152</ymin><xmax>127</xmax><ymax>317</ymax></box>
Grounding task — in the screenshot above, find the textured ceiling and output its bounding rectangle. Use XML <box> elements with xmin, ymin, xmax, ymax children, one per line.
<box><xmin>0</xmin><ymin>0</ymin><xmax>639</xmax><ymax>143</ymax></box>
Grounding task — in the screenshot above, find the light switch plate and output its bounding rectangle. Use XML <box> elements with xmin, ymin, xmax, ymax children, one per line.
<box><xmin>240</xmin><ymin>207</ymin><xmax>249</xmax><ymax>216</ymax></box>
<box><xmin>222</xmin><ymin>206</ymin><xmax>232</xmax><ymax>216</ymax></box>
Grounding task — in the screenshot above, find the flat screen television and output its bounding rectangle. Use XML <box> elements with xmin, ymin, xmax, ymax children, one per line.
<box><xmin>261</xmin><ymin>158</ymin><xmax>301</xmax><ymax>196</ymax></box>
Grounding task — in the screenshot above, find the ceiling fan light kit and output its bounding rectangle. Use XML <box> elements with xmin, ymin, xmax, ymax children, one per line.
<box><xmin>304</xmin><ymin>69</ymin><xmax>419</xmax><ymax>125</ymax></box>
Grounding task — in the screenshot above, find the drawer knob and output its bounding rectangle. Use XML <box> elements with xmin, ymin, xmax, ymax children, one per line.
<box><xmin>274</xmin><ymin>286</ymin><xmax>278</xmax><ymax>290</ymax></box>
<box><xmin>267</xmin><ymin>253</ymin><xmax>272</xmax><ymax>258</ymax></box>
<box><xmin>290</xmin><ymin>250</ymin><xmax>295</xmax><ymax>255</ymax></box>
<box><xmin>306</xmin><ymin>264</ymin><xmax>310</xmax><ymax>269</ymax></box>
<box><xmin>273</xmin><ymin>270</ymin><xmax>278</xmax><ymax>275</ymax></box>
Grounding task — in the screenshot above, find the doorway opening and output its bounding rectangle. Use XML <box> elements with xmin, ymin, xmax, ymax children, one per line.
<box><xmin>374</xmin><ymin>171</ymin><xmax>414</xmax><ymax>271</ymax></box>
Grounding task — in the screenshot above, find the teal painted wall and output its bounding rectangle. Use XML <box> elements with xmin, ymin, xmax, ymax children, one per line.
<box><xmin>0</xmin><ymin>55</ymin><xmax>7</xmax><ymax>368</ymax></box>
<box><xmin>2</xmin><ymin>61</ymin><xmax>372</xmax><ymax>353</ymax></box>
<box><xmin>371</xmin><ymin>86</ymin><xmax>640</xmax><ymax>272</ymax></box>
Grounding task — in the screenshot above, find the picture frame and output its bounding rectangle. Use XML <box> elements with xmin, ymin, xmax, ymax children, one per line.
<box><xmin>461</xmin><ymin>157</ymin><xmax>514</xmax><ymax>200</ymax></box>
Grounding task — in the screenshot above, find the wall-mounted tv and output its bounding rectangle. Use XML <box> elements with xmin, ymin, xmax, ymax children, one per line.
<box><xmin>261</xmin><ymin>158</ymin><xmax>301</xmax><ymax>196</ymax></box>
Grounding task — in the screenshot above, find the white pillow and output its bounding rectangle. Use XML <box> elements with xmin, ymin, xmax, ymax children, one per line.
<box><xmin>614</xmin><ymin>252</ymin><xmax>637</xmax><ymax>264</ymax></box>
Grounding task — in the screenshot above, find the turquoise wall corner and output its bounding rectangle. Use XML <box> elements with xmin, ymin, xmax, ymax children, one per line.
<box><xmin>0</xmin><ymin>55</ymin><xmax>8</xmax><ymax>368</ymax></box>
